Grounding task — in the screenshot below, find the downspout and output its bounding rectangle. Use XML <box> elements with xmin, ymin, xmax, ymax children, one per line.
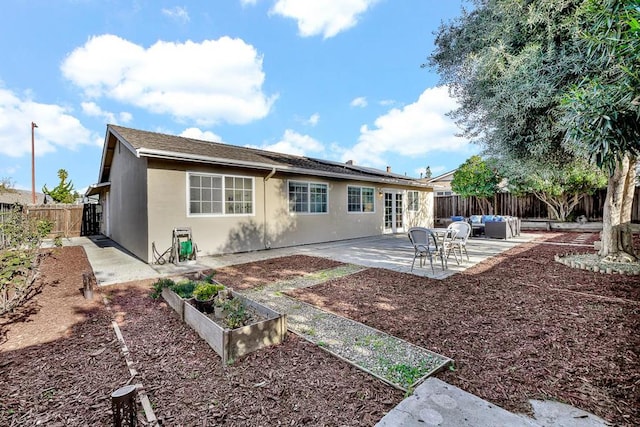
<box><xmin>263</xmin><ymin>167</ymin><xmax>276</xmax><ymax>249</ymax></box>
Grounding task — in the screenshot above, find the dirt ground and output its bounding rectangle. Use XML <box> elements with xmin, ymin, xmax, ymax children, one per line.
<box><xmin>1</xmin><ymin>233</ymin><xmax>638</xmax><ymax>426</ymax></box>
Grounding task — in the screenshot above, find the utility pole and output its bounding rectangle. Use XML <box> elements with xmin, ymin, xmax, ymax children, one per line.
<box><xmin>31</xmin><ymin>122</ymin><xmax>38</xmax><ymax>204</ymax></box>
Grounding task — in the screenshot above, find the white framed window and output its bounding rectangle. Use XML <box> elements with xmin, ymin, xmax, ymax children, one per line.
<box><xmin>407</xmin><ymin>190</ymin><xmax>419</xmax><ymax>212</ymax></box>
<box><xmin>188</xmin><ymin>172</ymin><xmax>254</xmax><ymax>216</ymax></box>
<box><xmin>288</xmin><ymin>181</ymin><xmax>328</xmax><ymax>213</ymax></box>
<box><xmin>347</xmin><ymin>186</ymin><xmax>375</xmax><ymax>213</ymax></box>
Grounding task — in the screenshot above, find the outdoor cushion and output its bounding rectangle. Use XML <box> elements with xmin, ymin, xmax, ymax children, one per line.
<box><xmin>469</xmin><ymin>215</ymin><xmax>482</xmax><ymax>224</ymax></box>
<box><xmin>482</xmin><ymin>215</ymin><xmax>496</xmax><ymax>223</ymax></box>
<box><xmin>451</xmin><ymin>215</ymin><xmax>465</xmax><ymax>222</ymax></box>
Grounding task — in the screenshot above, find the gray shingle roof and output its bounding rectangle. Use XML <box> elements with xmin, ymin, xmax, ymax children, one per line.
<box><xmin>106</xmin><ymin>125</ymin><xmax>427</xmax><ymax>187</ymax></box>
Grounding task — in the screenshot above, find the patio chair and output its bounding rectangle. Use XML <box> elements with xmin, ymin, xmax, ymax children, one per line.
<box><xmin>408</xmin><ymin>227</ymin><xmax>445</xmax><ymax>274</ymax></box>
<box><xmin>447</xmin><ymin>221</ymin><xmax>471</xmax><ymax>262</ymax></box>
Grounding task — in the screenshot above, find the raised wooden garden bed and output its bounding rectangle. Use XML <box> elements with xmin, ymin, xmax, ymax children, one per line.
<box><xmin>162</xmin><ymin>287</ymin><xmax>287</xmax><ymax>363</ymax></box>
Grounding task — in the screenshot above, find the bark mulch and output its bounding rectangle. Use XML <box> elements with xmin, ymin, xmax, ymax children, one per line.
<box><xmin>0</xmin><ymin>248</ymin><xmax>401</xmax><ymax>426</ymax></box>
<box><xmin>213</xmin><ymin>255</ymin><xmax>344</xmax><ymax>290</ymax></box>
<box><xmin>288</xmin><ymin>235</ymin><xmax>640</xmax><ymax>426</ymax></box>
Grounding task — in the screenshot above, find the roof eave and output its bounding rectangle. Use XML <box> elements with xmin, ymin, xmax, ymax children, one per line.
<box><xmin>139</xmin><ymin>149</ymin><xmax>430</xmax><ymax>188</ymax></box>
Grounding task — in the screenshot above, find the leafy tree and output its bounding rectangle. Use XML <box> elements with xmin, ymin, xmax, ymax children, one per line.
<box><xmin>501</xmin><ymin>158</ymin><xmax>607</xmax><ymax>221</ymax></box>
<box><xmin>428</xmin><ymin>0</ymin><xmax>638</xmax><ymax>261</ymax></box>
<box><xmin>43</xmin><ymin>169</ymin><xmax>78</xmax><ymax>204</ymax></box>
<box><xmin>562</xmin><ymin>0</ymin><xmax>640</xmax><ymax>260</ymax></box>
<box><xmin>451</xmin><ymin>155</ymin><xmax>501</xmax><ymax>214</ymax></box>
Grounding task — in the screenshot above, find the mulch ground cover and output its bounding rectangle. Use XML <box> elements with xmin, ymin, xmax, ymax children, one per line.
<box><xmin>2</xmin><ymin>233</ymin><xmax>638</xmax><ymax>426</ymax></box>
<box><xmin>212</xmin><ymin>255</ymin><xmax>344</xmax><ymax>290</ymax></box>
<box><xmin>0</xmin><ymin>248</ymin><xmax>400</xmax><ymax>426</ymax></box>
<box><xmin>287</xmin><ymin>235</ymin><xmax>640</xmax><ymax>426</ymax></box>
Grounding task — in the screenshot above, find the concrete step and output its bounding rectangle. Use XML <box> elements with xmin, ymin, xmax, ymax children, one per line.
<box><xmin>376</xmin><ymin>378</ymin><xmax>610</xmax><ymax>427</ymax></box>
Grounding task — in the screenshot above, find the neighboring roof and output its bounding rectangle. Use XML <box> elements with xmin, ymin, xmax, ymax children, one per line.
<box><xmin>0</xmin><ymin>189</ymin><xmax>48</xmax><ymax>205</ymax></box>
<box><xmin>428</xmin><ymin>169</ymin><xmax>457</xmax><ymax>183</ymax></box>
<box><xmin>96</xmin><ymin>125</ymin><xmax>430</xmax><ymax>188</ymax></box>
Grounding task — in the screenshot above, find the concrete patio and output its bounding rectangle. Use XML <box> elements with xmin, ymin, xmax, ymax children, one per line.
<box><xmin>62</xmin><ymin>232</ymin><xmax>543</xmax><ymax>286</ymax></box>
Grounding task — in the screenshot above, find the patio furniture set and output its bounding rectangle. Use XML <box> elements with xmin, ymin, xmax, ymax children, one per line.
<box><xmin>408</xmin><ymin>221</ymin><xmax>471</xmax><ymax>274</ymax></box>
<box><xmin>451</xmin><ymin>215</ymin><xmax>521</xmax><ymax>239</ymax></box>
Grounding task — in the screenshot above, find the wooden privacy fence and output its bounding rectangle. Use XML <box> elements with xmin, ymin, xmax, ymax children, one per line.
<box><xmin>435</xmin><ymin>189</ymin><xmax>640</xmax><ymax>222</ymax></box>
<box><xmin>26</xmin><ymin>204</ymin><xmax>84</xmax><ymax>238</ymax></box>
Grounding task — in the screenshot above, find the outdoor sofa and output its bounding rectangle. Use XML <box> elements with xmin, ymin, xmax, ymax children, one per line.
<box><xmin>462</xmin><ymin>215</ymin><xmax>521</xmax><ymax>239</ymax></box>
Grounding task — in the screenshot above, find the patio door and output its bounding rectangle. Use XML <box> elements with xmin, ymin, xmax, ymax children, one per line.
<box><xmin>383</xmin><ymin>191</ymin><xmax>404</xmax><ymax>233</ymax></box>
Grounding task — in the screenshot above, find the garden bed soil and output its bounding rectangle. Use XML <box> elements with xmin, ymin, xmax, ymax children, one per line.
<box><xmin>1</xmin><ymin>233</ymin><xmax>638</xmax><ymax>425</ymax></box>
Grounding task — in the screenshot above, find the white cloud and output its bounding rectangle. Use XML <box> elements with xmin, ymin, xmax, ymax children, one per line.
<box><xmin>350</xmin><ymin>96</ymin><xmax>367</xmax><ymax>108</ymax></box>
<box><xmin>179</xmin><ymin>127</ymin><xmax>223</xmax><ymax>142</ymax></box>
<box><xmin>379</xmin><ymin>99</ymin><xmax>395</xmax><ymax>106</ymax></box>
<box><xmin>0</xmin><ymin>87</ymin><xmax>96</xmax><ymax>157</ymax></box>
<box><xmin>249</xmin><ymin>129</ymin><xmax>324</xmax><ymax>157</ymax></box>
<box><xmin>240</xmin><ymin>0</ymin><xmax>258</xmax><ymax>6</ymax></box>
<box><xmin>270</xmin><ymin>0</ymin><xmax>378</xmax><ymax>38</ymax></box>
<box><xmin>61</xmin><ymin>34</ymin><xmax>277</xmax><ymax>125</ymax></box>
<box><xmin>342</xmin><ymin>86</ymin><xmax>471</xmax><ymax>167</ymax></box>
<box><xmin>304</xmin><ymin>113</ymin><xmax>320</xmax><ymax>126</ymax></box>
<box><xmin>162</xmin><ymin>6</ymin><xmax>190</xmax><ymax>23</ymax></box>
<box><xmin>81</xmin><ymin>101</ymin><xmax>132</xmax><ymax>124</ymax></box>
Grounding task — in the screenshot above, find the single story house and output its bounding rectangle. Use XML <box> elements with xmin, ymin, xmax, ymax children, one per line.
<box><xmin>86</xmin><ymin>125</ymin><xmax>434</xmax><ymax>263</ymax></box>
<box><xmin>427</xmin><ymin>169</ymin><xmax>457</xmax><ymax>197</ymax></box>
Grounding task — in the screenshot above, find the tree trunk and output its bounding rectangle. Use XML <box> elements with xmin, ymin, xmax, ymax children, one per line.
<box><xmin>599</xmin><ymin>154</ymin><xmax>637</xmax><ymax>261</ymax></box>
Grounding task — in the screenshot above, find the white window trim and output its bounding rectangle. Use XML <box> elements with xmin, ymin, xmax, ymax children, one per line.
<box><xmin>407</xmin><ymin>190</ymin><xmax>420</xmax><ymax>212</ymax></box>
<box><xmin>346</xmin><ymin>185</ymin><xmax>376</xmax><ymax>214</ymax></box>
<box><xmin>186</xmin><ymin>171</ymin><xmax>255</xmax><ymax>217</ymax></box>
<box><xmin>287</xmin><ymin>180</ymin><xmax>329</xmax><ymax>215</ymax></box>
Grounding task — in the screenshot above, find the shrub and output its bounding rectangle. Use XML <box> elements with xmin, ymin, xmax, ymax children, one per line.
<box><xmin>0</xmin><ymin>207</ymin><xmax>50</xmax><ymax>315</ymax></box>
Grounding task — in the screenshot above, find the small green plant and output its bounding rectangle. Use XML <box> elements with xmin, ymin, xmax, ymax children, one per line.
<box><xmin>53</xmin><ymin>235</ymin><xmax>63</xmax><ymax>247</ymax></box>
<box><xmin>193</xmin><ymin>282</ymin><xmax>224</xmax><ymax>301</ymax></box>
<box><xmin>172</xmin><ymin>280</ymin><xmax>199</xmax><ymax>298</ymax></box>
<box><xmin>150</xmin><ymin>278</ymin><xmax>176</xmax><ymax>299</ymax></box>
<box><xmin>301</xmin><ymin>327</ymin><xmax>316</xmax><ymax>336</ymax></box>
<box><xmin>388</xmin><ymin>363</ymin><xmax>427</xmax><ymax>388</ymax></box>
<box><xmin>224</xmin><ymin>298</ymin><xmax>249</xmax><ymax>329</ymax></box>
<box><xmin>317</xmin><ymin>341</ymin><xmax>327</xmax><ymax>347</ymax></box>
<box><xmin>203</xmin><ymin>271</ymin><xmax>216</xmax><ymax>283</ymax></box>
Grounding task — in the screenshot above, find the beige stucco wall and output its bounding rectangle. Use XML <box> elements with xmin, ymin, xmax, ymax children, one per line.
<box><xmin>108</xmin><ymin>140</ymin><xmax>149</xmax><ymax>261</ymax></box>
<box><xmin>144</xmin><ymin>159</ymin><xmax>433</xmax><ymax>261</ymax></box>
<box><xmin>405</xmin><ymin>189</ymin><xmax>434</xmax><ymax>229</ymax></box>
<box><xmin>265</xmin><ymin>177</ymin><xmax>385</xmax><ymax>249</ymax></box>
<box><xmin>146</xmin><ymin>160</ymin><xmax>268</xmax><ymax>262</ymax></box>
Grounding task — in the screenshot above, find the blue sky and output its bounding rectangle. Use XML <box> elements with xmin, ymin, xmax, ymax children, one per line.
<box><xmin>0</xmin><ymin>0</ymin><xmax>478</xmax><ymax>194</ymax></box>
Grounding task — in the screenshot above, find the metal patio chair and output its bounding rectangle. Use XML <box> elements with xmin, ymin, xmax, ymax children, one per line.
<box><xmin>408</xmin><ymin>227</ymin><xmax>445</xmax><ymax>274</ymax></box>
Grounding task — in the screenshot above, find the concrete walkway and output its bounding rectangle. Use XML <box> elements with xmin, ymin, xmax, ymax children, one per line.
<box><xmin>59</xmin><ymin>233</ymin><xmax>610</xmax><ymax>426</ymax></box>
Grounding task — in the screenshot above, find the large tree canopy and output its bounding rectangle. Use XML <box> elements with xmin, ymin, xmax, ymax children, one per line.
<box><xmin>429</xmin><ymin>0</ymin><xmax>639</xmax><ymax>260</ymax></box>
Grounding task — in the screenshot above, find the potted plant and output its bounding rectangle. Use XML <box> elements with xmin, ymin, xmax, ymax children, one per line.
<box><xmin>193</xmin><ymin>282</ymin><xmax>224</xmax><ymax>313</ymax></box>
